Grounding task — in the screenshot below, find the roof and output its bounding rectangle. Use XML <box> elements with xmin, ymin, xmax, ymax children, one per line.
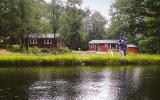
<box><xmin>89</xmin><ymin>40</ymin><xmax>119</xmax><ymax>44</ymax></box>
<box><xmin>24</xmin><ymin>33</ymin><xmax>59</xmax><ymax>38</ymax></box>
<box><xmin>127</xmin><ymin>44</ymin><xmax>138</xmax><ymax>48</ymax></box>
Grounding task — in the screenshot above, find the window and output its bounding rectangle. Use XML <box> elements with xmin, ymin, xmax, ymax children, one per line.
<box><xmin>111</xmin><ymin>44</ymin><xmax>116</xmax><ymax>49</ymax></box>
<box><xmin>30</xmin><ymin>39</ymin><xmax>37</xmax><ymax>44</ymax></box>
<box><xmin>91</xmin><ymin>44</ymin><xmax>95</xmax><ymax>48</ymax></box>
<box><xmin>90</xmin><ymin>44</ymin><xmax>92</xmax><ymax>48</ymax></box>
<box><xmin>91</xmin><ymin>44</ymin><xmax>93</xmax><ymax>48</ymax></box>
<box><xmin>44</xmin><ymin>39</ymin><xmax>52</xmax><ymax>44</ymax></box>
<box><xmin>105</xmin><ymin>44</ymin><xmax>108</xmax><ymax>48</ymax></box>
<box><xmin>93</xmin><ymin>44</ymin><xmax>95</xmax><ymax>48</ymax></box>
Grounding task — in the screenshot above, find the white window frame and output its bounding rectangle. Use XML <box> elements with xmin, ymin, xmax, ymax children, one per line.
<box><xmin>90</xmin><ymin>44</ymin><xmax>92</xmax><ymax>48</ymax></box>
<box><xmin>30</xmin><ymin>39</ymin><xmax>37</xmax><ymax>44</ymax></box>
<box><xmin>105</xmin><ymin>44</ymin><xmax>108</xmax><ymax>48</ymax></box>
<box><xmin>44</xmin><ymin>39</ymin><xmax>52</xmax><ymax>44</ymax></box>
<box><xmin>92</xmin><ymin>44</ymin><xmax>94</xmax><ymax>48</ymax></box>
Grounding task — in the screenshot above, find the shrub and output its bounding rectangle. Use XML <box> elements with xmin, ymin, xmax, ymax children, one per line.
<box><xmin>28</xmin><ymin>47</ymin><xmax>41</xmax><ymax>54</ymax></box>
<box><xmin>41</xmin><ymin>48</ymin><xmax>51</xmax><ymax>53</ymax></box>
<box><xmin>51</xmin><ymin>47</ymin><xmax>71</xmax><ymax>55</ymax></box>
<box><xmin>7</xmin><ymin>45</ymin><xmax>27</xmax><ymax>53</ymax></box>
<box><xmin>7</xmin><ymin>45</ymin><xmax>71</xmax><ymax>55</ymax></box>
<box><xmin>138</xmin><ymin>37</ymin><xmax>159</xmax><ymax>54</ymax></box>
<box><xmin>7</xmin><ymin>45</ymin><xmax>42</xmax><ymax>54</ymax></box>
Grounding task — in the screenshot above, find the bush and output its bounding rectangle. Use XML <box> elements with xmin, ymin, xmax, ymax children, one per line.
<box><xmin>41</xmin><ymin>48</ymin><xmax>51</xmax><ymax>53</ymax></box>
<box><xmin>7</xmin><ymin>45</ymin><xmax>20</xmax><ymax>52</ymax></box>
<box><xmin>7</xmin><ymin>45</ymin><xmax>27</xmax><ymax>53</ymax></box>
<box><xmin>61</xmin><ymin>47</ymin><xmax>70</xmax><ymax>53</ymax></box>
<box><xmin>51</xmin><ymin>47</ymin><xmax>70</xmax><ymax>55</ymax></box>
<box><xmin>139</xmin><ymin>37</ymin><xmax>159</xmax><ymax>54</ymax></box>
<box><xmin>8</xmin><ymin>45</ymin><xmax>41</xmax><ymax>54</ymax></box>
<box><xmin>28</xmin><ymin>47</ymin><xmax>41</xmax><ymax>54</ymax></box>
<box><xmin>7</xmin><ymin>45</ymin><xmax>71</xmax><ymax>55</ymax></box>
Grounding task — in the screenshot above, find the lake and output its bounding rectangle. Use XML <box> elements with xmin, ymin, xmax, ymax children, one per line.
<box><xmin>0</xmin><ymin>66</ymin><xmax>160</xmax><ymax>100</ymax></box>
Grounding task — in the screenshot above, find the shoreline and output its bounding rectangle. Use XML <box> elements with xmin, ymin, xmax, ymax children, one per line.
<box><xmin>0</xmin><ymin>54</ymin><xmax>159</xmax><ymax>66</ymax></box>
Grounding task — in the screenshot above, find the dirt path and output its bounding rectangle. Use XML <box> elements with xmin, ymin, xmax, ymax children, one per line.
<box><xmin>0</xmin><ymin>49</ymin><xmax>18</xmax><ymax>55</ymax></box>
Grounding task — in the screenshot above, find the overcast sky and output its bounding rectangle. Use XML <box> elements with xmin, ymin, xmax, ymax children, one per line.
<box><xmin>44</xmin><ymin>0</ymin><xmax>113</xmax><ymax>19</ymax></box>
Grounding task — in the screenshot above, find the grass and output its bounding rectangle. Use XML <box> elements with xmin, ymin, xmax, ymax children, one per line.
<box><xmin>0</xmin><ymin>54</ymin><xmax>159</xmax><ymax>66</ymax></box>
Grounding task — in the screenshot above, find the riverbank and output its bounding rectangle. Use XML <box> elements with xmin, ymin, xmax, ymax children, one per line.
<box><xmin>0</xmin><ymin>54</ymin><xmax>159</xmax><ymax>66</ymax></box>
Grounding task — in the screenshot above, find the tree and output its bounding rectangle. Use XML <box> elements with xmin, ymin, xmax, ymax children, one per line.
<box><xmin>49</xmin><ymin>0</ymin><xmax>62</xmax><ymax>38</ymax></box>
<box><xmin>83</xmin><ymin>11</ymin><xmax>107</xmax><ymax>40</ymax></box>
<box><xmin>67</xmin><ymin>0</ymin><xmax>83</xmax><ymax>7</ymax></box>
<box><xmin>18</xmin><ymin>0</ymin><xmax>34</xmax><ymax>49</ymax></box>
<box><xmin>0</xmin><ymin>0</ymin><xmax>51</xmax><ymax>49</ymax></box>
<box><xmin>89</xmin><ymin>11</ymin><xmax>107</xmax><ymax>40</ymax></box>
<box><xmin>17</xmin><ymin>0</ymin><xmax>48</xmax><ymax>50</ymax></box>
<box><xmin>0</xmin><ymin>0</ymin><xmax>19</xmax><ymax>47</ymax></box>
<box><xmin>33</xmin><ymin>0</ymin><xmax>51</xmax><ymax>33</ymax></box>
<box><xmin>60</xmin><ymin>0</ymin><xmax>83</xmax><ymax>50</ymax></box>
<box><xmin>108</xmin><ymin>0</ymin><xmax>160</xmax><ymax>54</ymax></box>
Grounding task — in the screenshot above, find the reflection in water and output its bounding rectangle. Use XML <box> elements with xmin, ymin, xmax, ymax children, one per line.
<box><xmin>0</xmin><ymin>66</ymin><xmax>160</xmax><ymax>100</ymax></box>
<box><xmin>77</xmin><ymin>71</ymin><xmax>119</xmax><ymax>100</ymax></box>
<box><xmin>29</xmin><ymin>81</ymin><xmax>68</xmax><ymax>100</ymax></box>
<box><xmin>132</xmin><ymin>67</ymin><xmax>142</xmax><ymax>89</ymax></box>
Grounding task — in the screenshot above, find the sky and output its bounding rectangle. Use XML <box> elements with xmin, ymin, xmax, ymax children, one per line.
<box><xmin>82</xmin><ymin>0</ymin><xmax>113</xmax><ymax>19</ymax></box>
<box><xmin>44</xmin><ymin>0</ymin><xmax>114</xmax><ymax>19</ymax></box>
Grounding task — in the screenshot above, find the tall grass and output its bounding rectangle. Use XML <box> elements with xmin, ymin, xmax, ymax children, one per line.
<box><xmin>0</xmin><ymin>54</ymin><xmax>159</xmax><ymax>66</ymax></box>
<box><xmin>84</xmin><ymin>54</ymin><xmax>160</xmax><ymax>66</ymax></box>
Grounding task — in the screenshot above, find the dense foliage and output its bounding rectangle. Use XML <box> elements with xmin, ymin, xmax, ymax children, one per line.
<box><xmin>7</xmin><ymin>45</ymin><xmax>70</xmax><ymax>54</ymax></box>
<box><xmin>0</xmin><ymin>0</ymin><xmax>107</xmax><ymax>51</ymax></box>
<box><xmin>107</xmin><ymin>0</ymin><xmax>160</xmax><ymax>54</ymax></box>
<box><xmin>1</xmin><ymin>0</ymin><xmax>159</xmax><ymax>54</ymax></box>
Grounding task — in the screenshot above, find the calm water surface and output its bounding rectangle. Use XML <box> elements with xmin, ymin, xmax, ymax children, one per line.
<box><xmin>0</xmin><ymin>66</ymin><xmax>160</xmax><ymax>100</ymax></box>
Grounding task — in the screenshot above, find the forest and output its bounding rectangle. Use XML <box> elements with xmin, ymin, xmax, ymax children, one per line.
<box><xmin>0</xmin><ymin>0</ymin><xmax>160</xmax><ymax>54</ymax></box>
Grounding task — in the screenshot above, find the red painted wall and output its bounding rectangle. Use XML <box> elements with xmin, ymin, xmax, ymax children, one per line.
<box><xmin>89</xmin><ymin>43</ymin><xmax>119</xmax><ymax>52</ymax></box>
<box><xmin>127</xmin><ymin>47</ymin><xmax>138</xmax><ymax>54</ymax></box>
<box><xmin>23</xmin><ymin>38</ymin><xmax>63</xmax><ymax>48</ymax></box>
<box><xmin>89</xmin><ymin>43</ymin><xmax>138</xmax><ymax>53</ymax></box>
<box><xmin>89</xmin><ymin>44</ymin><xmax>109</xmax><ymax>52</ymax></box>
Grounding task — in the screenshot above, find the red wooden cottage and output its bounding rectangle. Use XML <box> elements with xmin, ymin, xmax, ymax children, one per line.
<box><xmin>89</xmin><ymin>40</ymin><xmax>119</xmax><ymax>52</ymax></box>
<box><xmin>23</xmin><ymin>34</ymin><xmax>65</xmax><ymax>48</ymax></box>
<box><xmin>127</xmin><ymin>44</ymin><xmax>139</xmax><ymax>54</ymax></box>
<box><xmin>89</xmin><ymin>40</ymin><xmax>139</xmax><ymax>53</ymax></box>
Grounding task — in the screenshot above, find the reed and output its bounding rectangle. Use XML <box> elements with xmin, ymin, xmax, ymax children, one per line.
<box><xmin>0</xmin><ymin>54</ymin><xmax>159</xmax><ymax>66</ymax></box>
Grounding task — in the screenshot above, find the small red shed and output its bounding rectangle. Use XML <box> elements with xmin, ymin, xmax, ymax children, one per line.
<box><xmin>88</xmin><ymin>40</ymin><xmax>119</xmax><ymax>52</ymax></box>
<box><xmin>127</xmin><ymin>44</ymin><xmax>138</xmax><ymax>54</ymax></box>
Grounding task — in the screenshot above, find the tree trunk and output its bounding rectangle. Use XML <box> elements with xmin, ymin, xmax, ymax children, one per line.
<box><xmin>26</xmin><ymin>33</ymin><xmax>29</xmax><ymax>51</ymax></box>
<box><xmin>20</xmin><ymin>34</ymin><xmax>24</xmax><ymax>48</ymax></box>
<box><xmin>8</xmin><ymin>37</ymin><xmax>12</xmax><ymax>48</ymax></box>
<box><xmin>157</xmin><ymin>48</ymin><xmax>160</xmax><ymax>54</ymax></box>
<box><xmin>54</xmin><ymin>32</ymin><xmax>56</xmax><ymax>39</ymax></box>
<box><xmin>3</xmin><ymin>39</ymin><xmax>6</xmax><ymax>48</ymax></box>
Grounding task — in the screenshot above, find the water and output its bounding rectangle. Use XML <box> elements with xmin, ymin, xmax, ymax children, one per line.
<box><xmin>0</xmin><ymin>66</ymin><xmax>160</xmax><ymax>100</ymax></box>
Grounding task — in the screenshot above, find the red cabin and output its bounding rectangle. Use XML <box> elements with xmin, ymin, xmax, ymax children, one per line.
<box><xmin>89</xmin><ymin>40</ymin><xmax>119</xmax><ymax>52</ymax></box>
<box><xmin>23</xmin><ymin>34</ymin><xmax>65</xmax><ymax>48</ymax></box>
<box><xmin>127</xmin><ymin>44</ymin><xmax>139</xmax><ymax>54</ymax></box>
